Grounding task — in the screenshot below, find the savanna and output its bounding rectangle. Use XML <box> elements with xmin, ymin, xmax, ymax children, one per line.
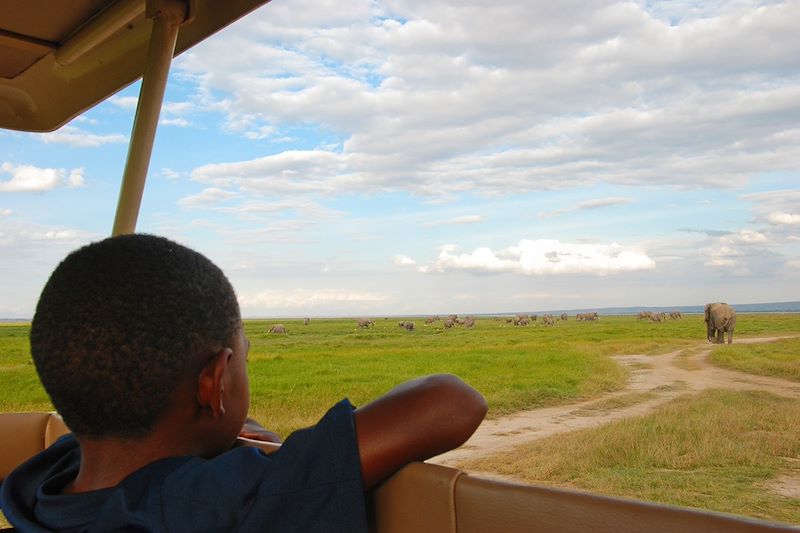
<box><xmin>1</xmin><ymin>312</ymin><xmax>798</xmax><ymax>526</ymax></box>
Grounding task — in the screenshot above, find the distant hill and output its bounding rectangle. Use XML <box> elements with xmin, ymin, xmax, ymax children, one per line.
<box><xmin>528</xmin><ymin>301</ymin><xmax>800</xmax><ymax>316</ymax></box>
<box><xmin>4</xmin><ymin>301</ymin><xmax>800</xmax><ymax>322</ymax></box>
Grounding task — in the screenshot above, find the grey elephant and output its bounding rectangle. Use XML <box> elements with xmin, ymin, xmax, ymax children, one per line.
<box><xmin>269</xmin><ymin>324</ymin><xmax>287</xmax><ymax>334</ymax></box>
<box><xmin>357</xmin><ymin>318</ymin><xmax>374</xmax><ymax>329</ymax></box>
<box><xmin>704</xmin><ymin>302</ymin><xmax>736</xmax><ymax>344</ymax></box>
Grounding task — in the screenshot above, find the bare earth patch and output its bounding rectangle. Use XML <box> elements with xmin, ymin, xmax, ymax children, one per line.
<box><xmin>764</xmin><ymin>473</ymin><xmax>800</xmax><ymax>499</ymax></box>
<box><xmin>432</xmin><ymin>336</ymin><xmax>800</xmax><ymax>466</ymax></box>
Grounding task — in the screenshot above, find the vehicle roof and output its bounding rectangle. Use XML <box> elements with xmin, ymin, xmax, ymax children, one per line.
<box><xmin>0</xmin><ymin>0</ymin><xmax>271</xmax><ymax>132</ymax></box>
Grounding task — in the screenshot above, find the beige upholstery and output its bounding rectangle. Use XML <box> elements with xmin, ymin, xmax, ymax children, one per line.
<box><xmin>370</xmin><ymin>462</ymin><xmax>462</xmax><ymax>533</ymax></box>
<box><xmin>3</xmin><ymin>418</ymin><xmax>798</xmax><ymax>532</ymax></box>
<box><xmin>0</xmin><ymin>412</ymin><xmax>71</xmax><ymax>481</ymax></box>
<box><xmin>371</xmin><ymin>462</ymin><xmax>800</xmax><ymax>533</ymax></box>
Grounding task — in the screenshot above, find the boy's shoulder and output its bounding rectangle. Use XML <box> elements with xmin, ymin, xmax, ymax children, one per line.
<box><xmin>2</xmin><ymin>400</ymin><xmax>368</xmax><ymax>532</ymax></box>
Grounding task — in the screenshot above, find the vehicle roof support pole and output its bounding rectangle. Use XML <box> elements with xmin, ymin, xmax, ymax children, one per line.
<box><xmin>112</xmin><ymin>0</ymin><xmax>187</xmax><ymax>236</ymax></box>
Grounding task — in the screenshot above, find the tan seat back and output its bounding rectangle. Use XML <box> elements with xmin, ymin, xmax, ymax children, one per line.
<box><xmin>371</xmin><ymin>462</ymin><xmax>800</xmax><ymax>533</ymax></box>
<box><xmin>0</xmin><ymin>412</ymin><xmax>71</xmax><ymax>481</ymax></box>
<box><xmin>370</xmin><ymin>462</ymin><xmax>462</xmax><ymax>533</ymax></box>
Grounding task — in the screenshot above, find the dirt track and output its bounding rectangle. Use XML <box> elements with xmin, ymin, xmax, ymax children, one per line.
<box><xmin>432</xmin><ymin>336</ymin><xmax>800</xmax><ymax>467</ymax></box>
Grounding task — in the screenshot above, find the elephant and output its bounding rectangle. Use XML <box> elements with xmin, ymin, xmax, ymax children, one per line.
<box><xmin>704</xmin><ymin>302</ymin><xmax>736</xmax><ymax>344</ymax></box>
<box><xmin>560</xmin><ymin>313</ymin><xmax>568</xmax><ymax>321</ymax></box>
<box><xmin>303</xmin><ymin>317</ymin><xmax>310</xmax><ymax>325</ymax></box>
<box><xmin>357</xmin><ymin>318</ymin><xmax>374</xmax><ymax>329</ymax></box>
<box><xmin>269</xmin><ymin>324</ymin><xmax>287</xmax><ymax>334</ymax></box>
<box><xmin>403</xmin><ymin>321</ymin><xmax>415</xmax><ymax>331</ymax></box>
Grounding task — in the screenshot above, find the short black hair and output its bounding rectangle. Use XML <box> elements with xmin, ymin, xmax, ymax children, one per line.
<box><xmin>31</xmin><ymin>234</ymin><xmax>241</xmax><ymax>438</ymax></box>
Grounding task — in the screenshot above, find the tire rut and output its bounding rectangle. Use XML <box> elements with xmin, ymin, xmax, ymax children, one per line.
<box><xmin>432</xmin><ymin>336</ymin><xmax>800</xmax><ymax>466</ymax></box>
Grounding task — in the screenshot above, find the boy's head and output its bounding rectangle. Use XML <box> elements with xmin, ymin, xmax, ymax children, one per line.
<box><xmin>31</xmin><ymin>234</ymin><xmax>243</xmax><ymax>439</ymax></box>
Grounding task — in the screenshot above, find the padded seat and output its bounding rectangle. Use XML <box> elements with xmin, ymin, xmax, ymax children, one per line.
<box><xmin>3</xmin><ymin>415</ymin><xmax>798</xmax><ymax>532</ymax></box>
<box><xmin>370</xmin><ymin>462</ymin><xmax>800</xmax><ymax>533</ymax></box>
<box><xmin>0</xmin><ymin>412</ymin><xmax>70</xmax><ymax>481</ymax></box>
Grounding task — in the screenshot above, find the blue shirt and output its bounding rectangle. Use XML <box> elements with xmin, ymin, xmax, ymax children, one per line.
<box><xmin>1</xmin><ymin>400</ymin><xmax>367</xmax><ymax>532</ymax></box>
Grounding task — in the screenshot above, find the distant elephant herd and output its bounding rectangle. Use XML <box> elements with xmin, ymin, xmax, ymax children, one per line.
<box><xmin>636</xmin><ymin>310</ymin><xmax>681</xmax><ymax>322</ymax></box>
<box><xmin>265</xmin><ymin>302</ymin><xmax>737</xmax><ymax>344</ymax></box>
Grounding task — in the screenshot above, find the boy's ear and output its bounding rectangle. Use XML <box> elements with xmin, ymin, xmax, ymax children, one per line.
<box><xmin>196</xmin><ymin>348</ymin><xmax>233</xmax><ymax>418</ymax></box>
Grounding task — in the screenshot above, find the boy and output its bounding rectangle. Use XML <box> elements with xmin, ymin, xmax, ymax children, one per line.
<box><xmin>1</xmin><ymin>234</ymin><xmax>486</xmax><ymax>532</ymax></box>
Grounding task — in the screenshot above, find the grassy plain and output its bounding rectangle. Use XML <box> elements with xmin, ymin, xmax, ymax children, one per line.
<box><xmin>1</xmin><ymin>313</ymin><xmax>798</xmax><ymax>435</ymax></box>
<box><xmin>0</xmin><ymin>313</ymin><xmax>799</xmax><ymax>526</ymax></box>
<box><xmin>459</xmin><ymin>389</ymin><xmax>800</xmax><ymax>525</ymax></box>
<box><xmin>712</xmin><ymin>337</ymin><xmax>800</xmax><ymax>382</ymax></box>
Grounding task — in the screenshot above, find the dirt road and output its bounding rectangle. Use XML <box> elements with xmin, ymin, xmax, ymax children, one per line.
<box><xmin>432</xmin><ymin>336</ymin><xmax>800</xmax><ymax>467</ymax></box>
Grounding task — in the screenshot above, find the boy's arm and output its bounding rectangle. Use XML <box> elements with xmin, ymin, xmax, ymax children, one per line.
<box><xmin>239</xmin><ymin>417</ymin><xmax>282</xmax><ymax>443</ymax></box>
<box><xmin>353</xmin><ymin>374</ymin><xmax>487</xmax><ymax>489</ymax></box>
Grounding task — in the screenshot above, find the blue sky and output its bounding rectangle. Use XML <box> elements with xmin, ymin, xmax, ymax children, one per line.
<box><xmin>2</xmin><ymin>0</ymin><xmax>799</xmax><ymax>317</ymax></box>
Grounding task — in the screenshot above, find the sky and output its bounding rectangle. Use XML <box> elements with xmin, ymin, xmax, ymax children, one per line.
<box><xmin>1</xmin><ymin>0</ymin><xmax>800</xmax><ymax>318</ymax></box>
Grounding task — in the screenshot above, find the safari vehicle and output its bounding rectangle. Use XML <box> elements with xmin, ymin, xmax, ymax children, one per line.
<box><xmin>0</xmin><ymin>1</ymin><xmax>797</xmax><ymax>531</ymax></box>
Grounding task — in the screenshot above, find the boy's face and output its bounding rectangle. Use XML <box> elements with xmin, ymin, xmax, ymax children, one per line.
<box><xmin>206</xmin><ymin>327</ymin><xmax>250</xmax><ymax>456</ymax></box>
<box><xmin>222</xmin><ymin>325</ymin><xmax>251</xmax><ymax>446</ymax></box>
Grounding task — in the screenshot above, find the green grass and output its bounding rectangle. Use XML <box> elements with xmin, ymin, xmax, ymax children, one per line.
<box><xmin>0</xmin><ymin>323</ymin><xmax>51</xmax><ymax>411</ymax></box>
<box><xmin>242</xmin><ymin>317</ymin><xmax>628</xmax><ymax>435</ymax></box>
<box><xmin>458</xmin><ymin>389</ymin><xmax>800</xmax><ymax>525</ymax></box>
<box><xmin>1</xmin><ymin>313</ymin><xmax>798</xmax><ymax>435</ymax></box>
<box><xmin>711</xmin><ymin>337</ymin><xmax>800</xmax><ymax>382</ymax></box>
<box><xmin>1</xmin><ymin>313</ymin><xmax>799</xmax><ymax>527</ymax></box>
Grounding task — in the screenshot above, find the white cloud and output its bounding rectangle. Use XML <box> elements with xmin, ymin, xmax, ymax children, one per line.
<box><xmin>159</xmin><ymin>168</ymin><xmax>182</xmax><ymax>180</ymax></box>
<box><xmin>0</xmin><ymin>218</ymin><xmax>93</xmax><ymax>249</ymax></box>
<box><xmin>423</xmin><ymin>215</ymin><xmax>485</xmax><ymax>227</ymax></box>
<box><xmin>110</xmin><ymin>95</ymin><xmax>139</xmax><ymax>109</ymax></box>
<box><xmin>0</xmin><ymin>208</ymin><xmax>11</xmax><ymax>216</ymax></box>
<box><xmin>737</xmin><ymin>230</ymin><xmax>769</xmax><ymax>244</ymax></box>
<box><xmin>31</xmin><ymin>230</ymin><xmax>82</xmax><ymax>241</ymax></box>
<box><xmin>0</xmin><ymin>163</ymin><xmax>85</xmax><ymax>192</ymax></box>
<box><xmin>510</xmin><ymin>292</ymin><xmax>557</xmax><ymax>301</ymax></box>
<box><xmin>765</xmin><ymin>211</ymin><xmax>800</xmax><ymax>226</ymax></box>
<box><xmin>238</xmin><ymin>288</ymin><xmax>389</xmax><ymax>310</ymax></box>
<box><xmin>190</xmin><ymin>150</ymin><xmax>353</xmax><ymax>194</ymax></box>
<box><xmin>703</xmin><ymin>230</ymin><xmax>773</xmax><ymax>268</ymax></box>
<box><xmin>212</xmin><ymin>199</ymin><xmax>344</xmax><ymax>223</ymax></box>
<box><xmin>393</xmin><ymin>254</ymin><xmax>416</xmax><ymax>266</ymax></box>
<box><xmin>175</xmin><ymin>1</ymin><xmax>800</xmax><ymax>197</ymax></box>
<box><xmin>158</xmin><ymin>101</ymin><xmax>195</xmax><ymax>127</ymax></box>
<box><xmin>37</xmin><ymin>126</ymin><xmax>127</xmax><ymax>148</ymax></box>
<box><xmin>539</xmin><ymin>196</ymin><xmax>633</xmax><ymax>218</ymax></box>
<box><xmin>743</xmin><ymin>190</ymin><xmax>800</xmax><ymax>229</ymax></box>
<box><xmin>419</xmin><ymin>239</ymin><xmax>655</xmax><ymax>276</ymax></box>
<box><xmin>163</xmin><ymin>102</ymin><xmax>193</xmax><ymax>114</ymax></box>
<box><xmin>160</xmin><ymin>117</ymin><xmax>191</xmax><ymax>127</ymax></box>
<box><xmin>178</xmin><ymin>188</ymin><xmax>237</xmax><ymax>208</ymax></box>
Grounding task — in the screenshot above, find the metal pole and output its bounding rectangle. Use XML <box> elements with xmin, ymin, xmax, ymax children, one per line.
<box><xmin>55</xmin><ymin>0</ymin><xmax>145</xmax><ymax>67</ymax></box>
<box><xmin>112</xmin><ymin>0</ymin><xmax>186</xmax><ymax>236</ymax></box>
